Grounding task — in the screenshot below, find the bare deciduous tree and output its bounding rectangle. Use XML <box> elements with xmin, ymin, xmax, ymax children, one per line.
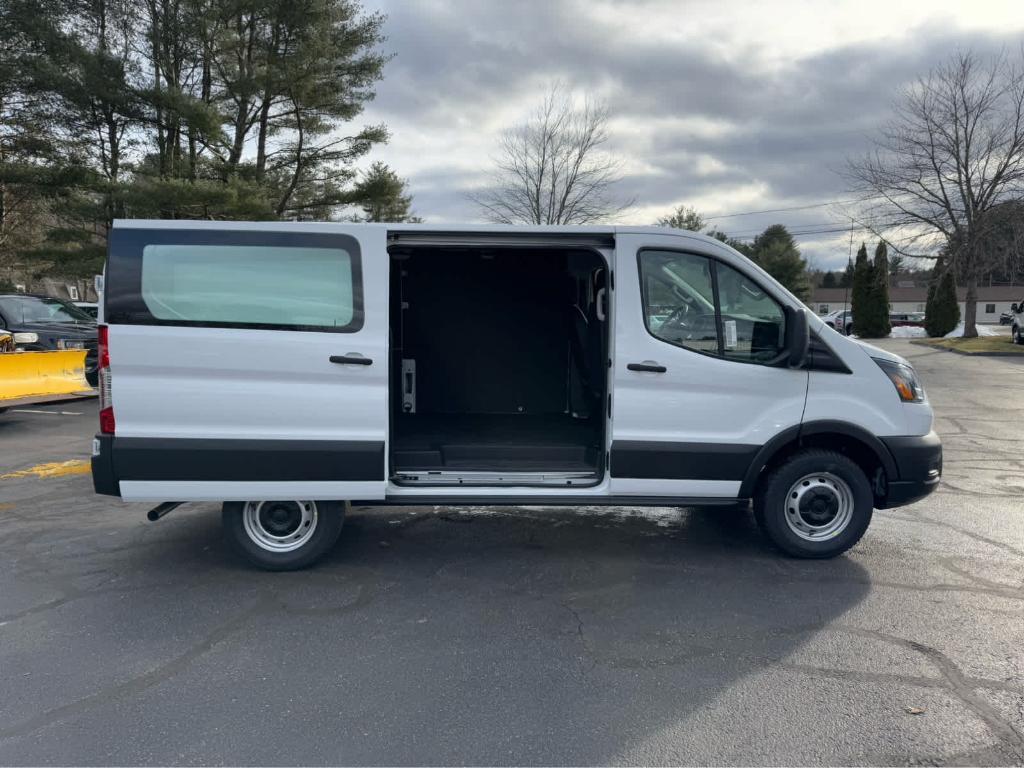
<box><xmin>847</xmin><ymin>50</ymin><xmax>1024</xmax><ymax>337</ymax></box>
<box><xmin>472</xmin><ymin>85</ymin><xmax>630</xmax><ymax>225</ymax></box>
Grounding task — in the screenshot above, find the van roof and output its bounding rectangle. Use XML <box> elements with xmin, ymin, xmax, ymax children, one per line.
<box><xmin>110</xmin><ymin>219</ymin><xmax>729</xmax><ymax>249</ymax></box>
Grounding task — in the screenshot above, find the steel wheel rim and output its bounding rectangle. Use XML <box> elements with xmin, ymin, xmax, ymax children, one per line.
<box><xmin>243</xmin><ymin>501</ymin><xmax>318</xmax><ymax>552</ymax></box>
<box><xmin>783</xmin><ymin>472</ymin><xmax>855</xmax><ymax>542</ymax></box>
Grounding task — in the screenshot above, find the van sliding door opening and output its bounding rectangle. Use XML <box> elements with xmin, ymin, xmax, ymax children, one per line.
<box><xmin>388</xmin><ymin>246</ymin><xmax>608</xmax><ymax>487</ymax></box>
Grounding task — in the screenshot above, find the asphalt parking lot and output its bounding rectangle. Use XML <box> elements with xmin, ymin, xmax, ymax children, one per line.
<box><xmin>1</xmin><ymin>338</ymin><xmax>1023</xmax><ymax>766</ymax></box>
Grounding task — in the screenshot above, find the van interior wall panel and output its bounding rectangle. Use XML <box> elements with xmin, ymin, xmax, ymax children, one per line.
<box><xmin>398</xmin><ymin>249</ymin><xmax>567</xmax><ymax>415</ymax></box>
<box><xmin>389</xmin><ymin>247</ymin><xmax>606</xmax><ymax>476</ymax></box>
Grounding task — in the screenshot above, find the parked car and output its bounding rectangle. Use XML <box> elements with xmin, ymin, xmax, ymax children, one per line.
<box><xmin>1012</xmin><ymin>302</ymin><xmax>1024</xmax><ymax>344</ymax></box>
<box><xmin>73</xmin><ymin>301</ymin><xmax>99</xmax><ymax>319</ymax></box>
<box><xmin>822</xmin><ymin>309</ymin><xmax>853</xmax><ymax>335</ymax></box>
<box><xmin>92</xmin><ymin>221</ymin><xmax>941</xmax><ymax>570</ymax></box>
<box><xmin>889</xmin><ymin>312</ymin><xmax>925</xmax><ymax>327</ymax></box>
<box><xmin>0</xmin><ymin>294</ymin><xmax>99</xmax><ymax>385</ymax></box>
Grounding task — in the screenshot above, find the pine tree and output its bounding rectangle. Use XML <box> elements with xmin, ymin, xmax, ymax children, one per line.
<box><xmin>821</xmin><ymin>271</ymin><xmax>837</xmax><ymax>288</ymax></box>
<box><xmin>851</xmin><ymin>243</ymin><xmax>870</xmax><ymax>335</ymax></box>
<box><xmin>1</xmin><ymin>0</ymin><xmax>394</xmax><ymax>280</ymax></box>
<box><xmin>925</xmin><ymin>259</ymin><xmax>960</xmax><ymax>336</ymax></box>
<box><xmin>351</xmin><ymin>162</ymin><xmax>422</xmax><ymax>222</ymax></box>
<box><xmin>839</xmin><ymin>259</ymin><xmax>855</xmax><ymax>288</ymax></box>
<box><xmin>870</xmin><ymin>240</ymin><xmax>892</xmax><ymax>337</ymax></box>
<box><xmin>750</xmin><ymin>224</ymin><xmax>810</xmax><ymax>301</ymax></box>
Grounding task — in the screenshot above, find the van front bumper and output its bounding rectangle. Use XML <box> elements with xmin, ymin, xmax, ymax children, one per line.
<box><xmin>878</xmin><ymin>431</ymin><xmax>942</xmax><ymax>509</ymax></box>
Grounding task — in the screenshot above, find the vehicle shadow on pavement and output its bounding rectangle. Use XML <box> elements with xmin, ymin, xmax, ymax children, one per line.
<box><xmin>0</xmin><ymin>498</ymin><xmax>871</xmax><ymax>765</ymax></box>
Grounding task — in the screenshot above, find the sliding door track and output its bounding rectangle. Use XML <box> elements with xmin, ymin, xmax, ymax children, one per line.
<box><xmin>391</xmin><ymin>470</ymin><xmax>599</xmax><ymax>487</ymax></box>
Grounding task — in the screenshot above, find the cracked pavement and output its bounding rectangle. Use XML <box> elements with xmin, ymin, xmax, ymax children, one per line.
<box><xmin>0</xmin><ymin>338</ymin><xmax>1022</xmax><ymax>765</ymax></box>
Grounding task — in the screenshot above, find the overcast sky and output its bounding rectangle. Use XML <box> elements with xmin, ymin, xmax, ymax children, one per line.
<box><xmin>357</xmin><ymin>0</ymin><xmax>1024</xmax><ymax>269</ymax></box>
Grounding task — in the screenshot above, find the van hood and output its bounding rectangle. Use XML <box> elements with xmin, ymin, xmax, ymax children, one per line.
<box><xmin>851</xmin><ymin>338</ymin><xmax>910</xmax><ymax>366</ymax></box>
<box><xmin>809</xmin><ymin>316</ymin><xmax>912</xmax><ymax>367</ymax></box>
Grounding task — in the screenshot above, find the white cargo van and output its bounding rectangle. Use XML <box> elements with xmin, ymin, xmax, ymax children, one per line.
<box><xmin>91</xmin><ymin>221</ymin><xmax>941</xmax><ymax>569</ymax></box>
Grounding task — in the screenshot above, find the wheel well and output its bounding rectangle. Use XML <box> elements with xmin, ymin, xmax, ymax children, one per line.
<box><xmin>752</xmin><ymin>431</ymin><xmax>888</xmax><ymax>501</ymax></box>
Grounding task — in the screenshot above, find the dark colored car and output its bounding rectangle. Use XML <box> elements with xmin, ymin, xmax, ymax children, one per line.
<box><xmin>0</xmin><ymin>294</ymin><xmax>99</xmax><ymax>385</ymax></box>
<box><xmin>889</xmin><ymin>311</ymin><xmax>925</xmax><ymax>327</ymax></box>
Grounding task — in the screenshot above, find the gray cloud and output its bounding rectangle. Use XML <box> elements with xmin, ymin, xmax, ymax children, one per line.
<box><xmin>358</xmin><ymin>2</ymin><xmax>1023</xmax><ymax>268</ymax></box>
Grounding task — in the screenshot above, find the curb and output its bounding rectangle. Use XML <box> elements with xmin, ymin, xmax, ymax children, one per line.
<box><xmin>908</xmin><ymin>340</ymin><xmax>1024</xmax><ymax>357</ymax></box>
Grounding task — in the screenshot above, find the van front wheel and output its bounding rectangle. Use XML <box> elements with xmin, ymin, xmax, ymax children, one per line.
<box><xmin>754</xmin><ymin>449</ymin><xmax>873</xmax><ymax>558</ymax></box>
<box><xmin>222</xmin><ymin>500</ymin><xmax>346</xmax><ymax>570</ymax></box>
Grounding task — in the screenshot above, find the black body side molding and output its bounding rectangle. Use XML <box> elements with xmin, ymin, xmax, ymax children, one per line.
<box><xmin>611</xmin><ymin>440</ymin><xmax>759</xmax><ymax>481</ymax></box>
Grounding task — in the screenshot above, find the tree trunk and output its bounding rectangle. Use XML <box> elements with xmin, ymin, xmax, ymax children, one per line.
<box><xmin>963</xmin><ymin>274</ymin><xmax>978</xmax><ymax>338</ymax></box>
<box><xmin>255</xmin><ymin>96</ymin><xmax>271</xmax><ymax>180</ymax></box>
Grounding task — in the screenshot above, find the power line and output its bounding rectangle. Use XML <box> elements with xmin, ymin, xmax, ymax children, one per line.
<box><xmin>704</xmin><ymin>194</ymin><xmax>890</xmax><ymax>221</ymax></box>
<box><xmin>705</xmin><ymin>199</ymin><xmax>862</xmax><ymax>220</ymax></box>
<box><xmin>728</xmin><ymin>226</ymin><xmax>857</xmax><ymax>241</ymax></box>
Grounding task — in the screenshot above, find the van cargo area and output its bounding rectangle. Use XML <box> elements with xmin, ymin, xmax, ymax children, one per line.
<box><xmin>388</xmin><ymin>246</ymin><xmax>608</xmax><ymax>486</ymax></box>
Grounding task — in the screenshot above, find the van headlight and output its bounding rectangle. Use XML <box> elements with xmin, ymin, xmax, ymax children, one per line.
<box><xmin>874</xmin><ymin>358</ymin><xmax>925</xmax><ymax>403</ymax></box>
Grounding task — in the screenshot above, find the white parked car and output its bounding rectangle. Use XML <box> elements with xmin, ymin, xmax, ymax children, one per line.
<box><xmin>821</xmin><ymin>308</ymin><xmax>853</xmax><ymax>335</ymax></box>
<box><xmin>92</xmin><ymin>221</ymin><xmax>941</xmax><ymax>569</ymax></box>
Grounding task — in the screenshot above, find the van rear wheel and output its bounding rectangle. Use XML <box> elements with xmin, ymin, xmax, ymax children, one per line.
<box><xmin>222</xmin><ymin>500</ymin><xmax>346</xmax><ymax>570</ymax></box>
<box><xmin>754</xmin><ymin>449</ymin><xmax>873</xmax><ymax>558</ymax></box>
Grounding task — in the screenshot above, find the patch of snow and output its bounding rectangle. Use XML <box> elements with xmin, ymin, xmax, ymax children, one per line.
<box><xmin>851</xmin><ymin>323</ymin><xmax>1001</xmax><ymax>339</ymax></box>
<box><xmin>944</xmin><ymin>322</ymin><xmax>1001</xmax><ymax>338</ymax></box>
<box><xmin>889</xmin><ymin>326</ymin><xmax>928</xmax><ymax>338</ymax></box>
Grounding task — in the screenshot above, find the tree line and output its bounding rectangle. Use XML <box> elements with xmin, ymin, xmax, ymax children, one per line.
<box><xmin>0</xmin><ymin>0</ymin><xmax>418</xmax><ymax>281</ymax></box>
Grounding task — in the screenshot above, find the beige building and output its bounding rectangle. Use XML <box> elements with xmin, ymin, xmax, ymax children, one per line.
<box><xmin>810</xmin><ymin>285</ymin><xmax>1024</xmax><ymax>323</ymax></box>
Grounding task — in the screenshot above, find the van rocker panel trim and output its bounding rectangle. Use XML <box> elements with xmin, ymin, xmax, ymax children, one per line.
<box><xmin>112</xmin><ymin>438</ymin><xmax>385</xmax><ymax>482</ymax></box>
<box><xmin>610</xmin><ymin>440</ymin><xmax>759</xmax><ymax>480</ymax></box>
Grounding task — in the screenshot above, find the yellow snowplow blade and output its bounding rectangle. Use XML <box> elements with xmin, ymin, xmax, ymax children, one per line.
<box><xmin>0</xmin><ymin>350</ymin><xmax>96</xmax><ymax>408</ymax></box>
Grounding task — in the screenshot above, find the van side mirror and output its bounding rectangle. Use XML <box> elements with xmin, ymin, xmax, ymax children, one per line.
<box><xmin>784</xmin><ymin>306</ymin><xmax>809</xmax><ymax>368</ymax></box>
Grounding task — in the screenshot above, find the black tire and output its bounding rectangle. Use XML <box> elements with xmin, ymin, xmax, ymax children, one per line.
<box><xmin>754</xmin><ymin>449</ymin><xmax>873</xmax><ymax>558</ymax></box>
<box><xmin>222</xmin><ymin>500</ymin><xmax>346</xmax><ymax>571</ymax></box>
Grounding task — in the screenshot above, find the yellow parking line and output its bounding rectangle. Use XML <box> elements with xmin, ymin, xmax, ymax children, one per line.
<box><xmin>1</xmin><ymin>460</ymin><xmax>91</xmax><ymax>479</ymax></box>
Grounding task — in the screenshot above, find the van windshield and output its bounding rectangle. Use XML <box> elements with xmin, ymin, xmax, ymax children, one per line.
<box><xmin>0</xmin><ymin>295</ymin><xmax>95</xmax><ymax>324</ymax></box>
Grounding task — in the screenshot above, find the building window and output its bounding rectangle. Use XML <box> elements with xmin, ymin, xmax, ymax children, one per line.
<box><xmin>818</xmin><ymin>303</ymin><xmax>829</xmax><ymax>314</ymax></box>
<box><xmin>985</xmin><ymin>303</ymin><xmax>996</xmax><ymax>314</ymax></box>
<box><xmin>916</xmin><ymin>303</ymin><xmax>925</xmax><ymax>312</ymax></box>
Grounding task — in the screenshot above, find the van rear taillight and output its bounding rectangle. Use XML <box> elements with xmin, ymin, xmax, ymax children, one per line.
<box><xmin>98</xmin><ymin>325</ymin><xmax>115</xmax><ymax>434</ymax></box>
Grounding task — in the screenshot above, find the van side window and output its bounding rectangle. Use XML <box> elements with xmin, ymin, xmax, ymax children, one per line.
<box><xmin>140</xmin><ymin>244</ymin><xmax>355</xmax><ymax>329</ymax></box>
<box><xmin>639</xmin><ymin>251</ymin><xmax>719</xmax><ymax>355</ymax></box>
<box><xmin>639</xmin><ymin>250</ymin><xmax>787</xmax><ymax>364</ymax></box>
<box><xmin>714</xmin><ymin>261</ymin><xmax>786</xmax><ymax>362</ymax></box>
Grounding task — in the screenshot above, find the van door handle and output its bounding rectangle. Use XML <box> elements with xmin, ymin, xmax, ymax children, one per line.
<box><xmin>627</xmin><ymin>362</ymin><xmax>667</xmax><ymax>373</ymax></box>
<box><xmin>329</xmin><ymin>354</ymin><xmax>373</xmax><ymax>366</ymax></box>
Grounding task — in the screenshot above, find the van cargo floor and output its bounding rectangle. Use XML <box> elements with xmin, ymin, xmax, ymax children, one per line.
<box><xmin>391</xmin><ymin>414</ymin><xmax>601</xmax><ymax>472</ymax></box>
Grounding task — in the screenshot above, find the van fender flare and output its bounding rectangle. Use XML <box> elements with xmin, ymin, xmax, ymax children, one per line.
<box><xmin>738</xmin><ymin>420</ymin><xmax>899</xmax><ymax>498</ymax></box>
